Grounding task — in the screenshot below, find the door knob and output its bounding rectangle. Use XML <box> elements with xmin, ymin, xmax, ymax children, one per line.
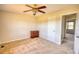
<box><xmin>76</xmin><ymin>36</ymin><xmax>79</xmax><ymax>38</ymax></box>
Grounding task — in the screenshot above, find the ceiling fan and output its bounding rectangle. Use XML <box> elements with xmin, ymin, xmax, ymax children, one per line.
<box><xmin>24</xmin><ymin>4</ymin><xmax>46</xmax><ymax>16</ymax></box>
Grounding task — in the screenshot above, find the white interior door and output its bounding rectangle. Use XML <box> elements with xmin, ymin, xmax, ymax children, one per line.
<box><xmin>48</xmin><ymin>21</ymin><xmax>56</xmax><ymax>43</ymax></box>
<box><xmin>74</xmin><ymin>13</ymin><xmax>79</xmax><ymax>54</ymax></box>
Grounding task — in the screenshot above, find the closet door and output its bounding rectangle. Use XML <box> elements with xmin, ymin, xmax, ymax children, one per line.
<box><xmin>48</xmin><ymin>21</ymin><xmax>56</xmax><ymax>43</ymax></box>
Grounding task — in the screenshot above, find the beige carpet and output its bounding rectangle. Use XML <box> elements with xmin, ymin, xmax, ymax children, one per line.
<box><xmin>0</xmin><ymin>38</ymin><xmax>73</xmax><ymax>54</ymax></box>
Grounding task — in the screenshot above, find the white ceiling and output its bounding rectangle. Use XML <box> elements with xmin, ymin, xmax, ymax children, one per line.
<box><xmin>0</xmin><ymin>4</ymin><xmax>78</xmax><ymax>15</ymax></box>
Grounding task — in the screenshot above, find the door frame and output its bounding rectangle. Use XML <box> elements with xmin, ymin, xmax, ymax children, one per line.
<box><xmin>60</xmin><ymin>12</ymin><xmax>77</xmax><ymax>45</ymax></box>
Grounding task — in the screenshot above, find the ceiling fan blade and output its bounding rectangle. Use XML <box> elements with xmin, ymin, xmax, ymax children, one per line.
<box><xmin>25</xmin><ymin>4</ymin><xmax>34</xmax><ymax>8</ymax></box>
<box><xmin>37</xmin><ymin>6</ymin><xmax>46</xmax><ymax>9</ymax></box>
<box><xmin>24</xmin><ymin>9</ymin><xmax>32</xmax><ymax>12</ymax></box>
<box><xmin>38</xmin><ymin>10</ymin><xmax>45</xmax><ymax>13</ymax></box>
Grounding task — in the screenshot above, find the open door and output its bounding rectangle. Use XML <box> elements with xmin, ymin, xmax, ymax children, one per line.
<box><xmin>61</xmin><ymin>14</ymin><xmax>76</xmax><ymax>53</ymax></box>
<box><xmin>74</xmin><ymin>13</ymin><xmax>79</xmax><ymax>54</ymax></box>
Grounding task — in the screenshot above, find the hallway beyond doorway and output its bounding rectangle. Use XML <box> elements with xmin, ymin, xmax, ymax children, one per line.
<box><xmin>62</xmin><ymin>33</ymin><xmax>74</xmax><ymax>53</ymax></box>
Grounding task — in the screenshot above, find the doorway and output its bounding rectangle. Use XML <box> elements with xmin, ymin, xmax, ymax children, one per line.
<box><xmin>61</xmin><ymin>14</ymin><xmax>76</xmax><ymax>52</ymax></box>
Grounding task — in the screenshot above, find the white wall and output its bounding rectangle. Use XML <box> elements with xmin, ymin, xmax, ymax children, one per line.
<box><xmin>38</xmin><ymin>22</ymin><xmax>48</xmax><ymax>39</ymax></box>
<box><xmin>74</xmin><ymin>13</ymin><xmax>79</xmax><ymax>53</ymax></box>
<box><xmin>36</xmin><ymin>16</ymin><xmax>48</xmax><ymax>40</ymax></box>
<box><xmin>0</xmin><ymin>11</ymin><xmax>37</xmax><ymax>44</ymax></box>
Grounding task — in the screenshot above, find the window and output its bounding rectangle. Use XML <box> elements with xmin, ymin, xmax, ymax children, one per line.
<box><xmin>66</xmin><ymin>22</ymin><xmax>74</xmax><ymax>30</ymax></box>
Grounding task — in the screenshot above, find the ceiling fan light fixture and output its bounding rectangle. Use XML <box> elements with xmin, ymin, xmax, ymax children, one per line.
<box><xmin>33</xmin><ymin>11</ymin><xmax>36</xmax><ymax>16</ymax></box>
<box><xmin>24</xmin><ymin>4</ymin><xmax>46</xmax><ymax>16</ymax></box>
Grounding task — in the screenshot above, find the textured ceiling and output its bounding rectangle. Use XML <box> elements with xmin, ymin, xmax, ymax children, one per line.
<box><xmin>0</xmin><ymin>4</ymin><xmax>78</xmax><ymax>15</ymax></box>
